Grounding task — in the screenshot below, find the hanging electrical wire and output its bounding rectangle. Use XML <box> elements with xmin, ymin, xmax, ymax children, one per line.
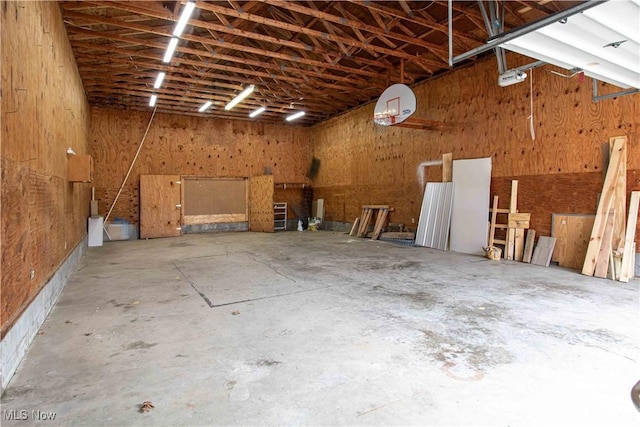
<box><xmin>528</xmin><ymin>68</ymin><xmax>535</xmax><ymax>141</ymax></box>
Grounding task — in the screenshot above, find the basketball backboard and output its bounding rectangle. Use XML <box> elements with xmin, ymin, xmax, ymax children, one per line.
<box><xmin>373</xmin><ymin>84</ymin><xmax>417</xmax><ymax>126</ymax></box>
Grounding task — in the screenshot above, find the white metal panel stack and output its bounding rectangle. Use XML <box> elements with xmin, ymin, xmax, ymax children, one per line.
<box><xmin>415</xmin><ymin>182</ymin><xmax>454</xmax><ymax>250</ymax></box>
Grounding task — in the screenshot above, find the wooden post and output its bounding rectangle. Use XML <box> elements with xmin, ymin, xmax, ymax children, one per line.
<box><xmin>619</xmin><ymin>191</ymin><xmax>639</xmax><ymax>282</ymax></box>
<box><xmin>514</xmin><ymin>229</ymin><xmax>525</xmax><ymax>261</ymax></box>
<box><xmin>594</xmin><ymin>210</ymin><xmax>616</xmax><ymax>278</ymax></box>
<box><xmin>505</xmin><ymin>180</ymin><xmax>518</xmax><ymax>260</ymax></box>
<box><xmin>488</xmin><ymin>195</ymin><xmax>498</xmax><ymax>248</ymax></box>
<box><xmin>609</xmin><ymin>136</ymin><xmax>627</xmax><ymax>253</ymax></box>
<box><xmin>442</xmin><ymin>153</ymin><xmax>453</xmax><ymax>182</ymax></box>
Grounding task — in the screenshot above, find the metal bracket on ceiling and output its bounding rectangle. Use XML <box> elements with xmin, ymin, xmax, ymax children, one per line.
<box><xmin>447</xmin><ymin>1</ymin><xmax>606</xmax><ymax>66</ymax></box>
<box><xmin>592</xmin><ymin>78</ymin><xmax>640</xmax><ymax>102</ymax></box>
<box><xmin>478</xmin><ymin>0</ymin><xmax>507</xmax><ymax>74</ymax></box>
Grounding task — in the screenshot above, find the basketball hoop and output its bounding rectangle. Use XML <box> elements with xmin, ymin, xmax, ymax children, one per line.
<box><xmin>372</xmin><ymin>84</ymin><xmax>416</xmax><ymax>134</ymax></box>
<box><xmin>373</xmin><ymin>114</ymin><xmax>393</xmax><ymax>134</ymax></box>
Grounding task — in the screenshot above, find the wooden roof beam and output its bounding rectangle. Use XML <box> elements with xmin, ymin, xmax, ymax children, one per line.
<box><xmin>73</xmin><ymin>52</ymin><xmax>379</xmax><ymax>98</ymax></box>
<box><xmin>195</xmin><ymin>1</ymin><xmax>438</xmax><ymax>70</ymax></box>
<box><xmin>64</xmin><ymin>13</ymin><xmax>387</xmax><ymax>83</ymax></box>
<box><xmin>72</xmin><ymin>3</ymin><xmax>394</xmax><ymax>72</ymax></box>
<box><xmin>346</xmin><ymin>0</ymin><xmax>486</xmax><ymax>45</ymax></box>
<box><xmin>264</xmin><ymin>0</ymin><xmax>449</xmax><ymax>57</ymax></box>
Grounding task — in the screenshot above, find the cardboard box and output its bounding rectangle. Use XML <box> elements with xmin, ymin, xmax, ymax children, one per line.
<box><xmin>105</xmin><ymin>222</ymin><xmax>130</xmax><ymax>241</ymax></box>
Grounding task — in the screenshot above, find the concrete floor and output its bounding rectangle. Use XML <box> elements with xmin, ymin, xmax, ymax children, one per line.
<box><xmin>1</xmin><ymin>231</ymin><xmax>639</xmax><ymax>426</ymax></box>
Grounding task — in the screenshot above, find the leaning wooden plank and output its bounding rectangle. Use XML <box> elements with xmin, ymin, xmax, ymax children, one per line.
<box><xmin>609</xmin><ymin>137</ymin><xmax>627</xmax><ymax>254</ymax></box>
<box><xmin>523</xmin><ymin>229</ymin><xmax>536</xmax><ymax>263</ymax></box>
<box><xmin>552</xmin><ymin>214</ymin><xmax>595</xmax><ymax>269</ymax></box>
<box><xmin>514</xmin><ymin>228</ymin><xmax>525</xmax><ymax>261</ymax></box>
<box><xmin>582</xmin><ymin>138</ymin><xmax>625</xmax><ymax>276</ymax></box>
<box><xmin>531</xmin><ymin>236</ymin><xmax>556</xmax><ymax>267</ymax></box>
<box><xmin>357</xmin><ymin>208</ymin><xmax>372</xmax><ymax>237</ymax></box>
<box><xmin>594</xmin><ymin>210</ymin><xmax>615</xmax><ymax>279</ymax></box>
<box><xmin>349</xmin><ymin>217</ymin><xmax>360</xmax><ymax>236</ymax></box>
<box><xmin>488</xmin><ymin>195</ymin><xmax>499</xmax><ymax>247</ymax></box>
<box><xmin>609</xmin><ymin>251</ymin><xmax>616</xmax><ymax>280</ymax></box>
<box><xmin>619</xmin><ymin>191</ymin><xmax>639</xmax><ymax>282</ymax></box>
<box><xmin>442</xmin><ymin>152</ymin><xmax>453</xmax><ymax>182</ymax></box>
<box><xmin>632</xmin><ymin>243</ymin><xmax>637</xmax><ymax>279</ymax></box>
<box><xmin>362</xmin><ymin>205</ymin><xmax>391</xmax><ymax>209</ymax></box>
<box><xmin>371</xmin><ymin>208</ymin><xmax>389</xmax><ymax>240</ymax></box>
<box><xmin>505</xmin><ymin>180</ymin><xmax>518</xmax><ymax>260</ymax></box>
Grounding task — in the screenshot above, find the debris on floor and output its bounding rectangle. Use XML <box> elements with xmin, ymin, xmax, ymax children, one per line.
<box><xmin>140</xmin><ymin>401</ymin><xmax>154</xmax><ymax>413</ymax></box>
<box><xmin>231</xmin><ymin>310</ymin><xmax>240</xmax><ymax>315</ymax></box>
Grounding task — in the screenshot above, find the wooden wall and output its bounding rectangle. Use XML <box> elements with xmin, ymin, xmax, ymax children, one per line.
<box><xmin>1</xmin><ymin>2</ymin><xmax>91</xmax><ymax>333</ymax></box>
<box><xmin>310</xmin><ymin>53</ymin><xmax>640</xmax><ymax>243</ymax></box>
<box><xmin>90</xmin><ymin>109</ymin><xmax>310</xmax><ymax>225</ymax></box>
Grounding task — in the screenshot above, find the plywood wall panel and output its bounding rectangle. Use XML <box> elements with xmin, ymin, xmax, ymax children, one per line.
<box><xmin>310</xmin><ymin>52</ymin><xmax>639</xmax><ymax>247</ymax></box>
<box><xmin>249</xmin><ymin>175</ymin><xmax>274</xmax><ymax>232</ymax></box>
<box><xmin>91</xmin><ymin>109</ymin><xmax>310</xmax><ymax>224</ymax></box>
<box><xmin>1</xmin><ymin>2</ymin><xmax>90</xmax><ymax>333</ymax></box>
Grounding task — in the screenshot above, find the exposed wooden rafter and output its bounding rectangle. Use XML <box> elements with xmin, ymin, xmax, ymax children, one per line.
<box><xmin>59</xmin><ymin>1</ymin><xmax>579</xmax><ymax>126</ymax></box>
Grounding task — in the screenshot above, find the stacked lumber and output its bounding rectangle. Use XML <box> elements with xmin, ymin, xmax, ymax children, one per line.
<box><xmin>415</xmin><ymin>182</ymin><xmax>454</xmax><ymax>250</ymax></box>
<box><xmin>582</xmin><ymin>136</ymin><xmax>635</xmax><ymax>281</ymax></box>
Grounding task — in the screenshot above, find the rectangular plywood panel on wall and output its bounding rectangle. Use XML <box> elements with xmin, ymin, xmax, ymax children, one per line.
<box><xmin>249</xmin><ymin>175</ymin><xmax>274</xmax><ymax>232</ymax></box>
<box><xmin>139</xmin><ymin>175</ymin><xmax>181</xmax><ymax>239</ymax></box>
<box><xmin>183</xmin><ymin>177</ymin><xmax>247</xmax><ymax>225</ymax></box>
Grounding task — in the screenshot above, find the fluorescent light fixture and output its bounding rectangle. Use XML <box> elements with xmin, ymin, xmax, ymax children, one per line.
<box><xmin>198</xmin><ymin>101</ymin><xmax>213</xmax><ymax>112</ymax></box>
<box><xmin>225</xmin><ymin>85</ymin><xmax>255</xmax><ymax>110</ymax></box>
<box><xmin>153</xmin><ymin>72</ymin><xmax>166</xmax><ymax>89</ymax></box>
<box><xmin>163</xmin><ymin>37</ymin><xmax>179</xmax><ymax>63</ymax></box>
<box><xmin>149</xmin><ymin>94</ymin><xmax>157</xmax><ymax>107</ymax></box>
<box><xmin>285</xmin><ymin>111</ymin><xmax>305</xmax><ymax>121</ymax></box>
<box><xmin>173</xmin><ymin>1</ymin><xmax>196</xmax><ymax>37</ymax></box>
<box><xmin>249</xmin><ymin>106</ymin><xmax>266</xmax><ymax>118</ymax></box>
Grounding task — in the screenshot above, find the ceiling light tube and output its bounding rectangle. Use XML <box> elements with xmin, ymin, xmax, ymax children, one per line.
<box><xmin>249</xmin><ymin>106</ymin><xmax>266</xmax><ymax>118</ymax></box>
<box><xmin>149</xmin><ymin>94</ymin><xmax>157</xmax><ymax>107</ymax></box>
<box><xmin>285</xmin><ymin>111</ymin><xmax>305</xmax><ymax>121</ymax></box>
<box><xmin>225</xmin><ymin>85</ymin><xmax>255</xmax><ymax>110</ymax></box>
<box><xmin>198</xmin><ymin>101</ymin><xmax>213</xmax><ymax>112</ymax></box>
<box><xmin>173</xmin><ymin>1</ymin><xmax>196</xmax><ymax>37</ymax></box>
<box><xmin>153</xmin><ymin>72</ymin><xmax>166</xmax><ymax>89</ymax></box>
<box><xmin>163</xmin><ymin>37</ymin><xmax>179</xmax><ymax>63</ymax></box>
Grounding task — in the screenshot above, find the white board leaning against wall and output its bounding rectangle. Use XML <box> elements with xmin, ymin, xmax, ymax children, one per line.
<box><xmin>450</xmin><ymin>158</ymin><xmax>492</xmax><ymax>255</ymax></box>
